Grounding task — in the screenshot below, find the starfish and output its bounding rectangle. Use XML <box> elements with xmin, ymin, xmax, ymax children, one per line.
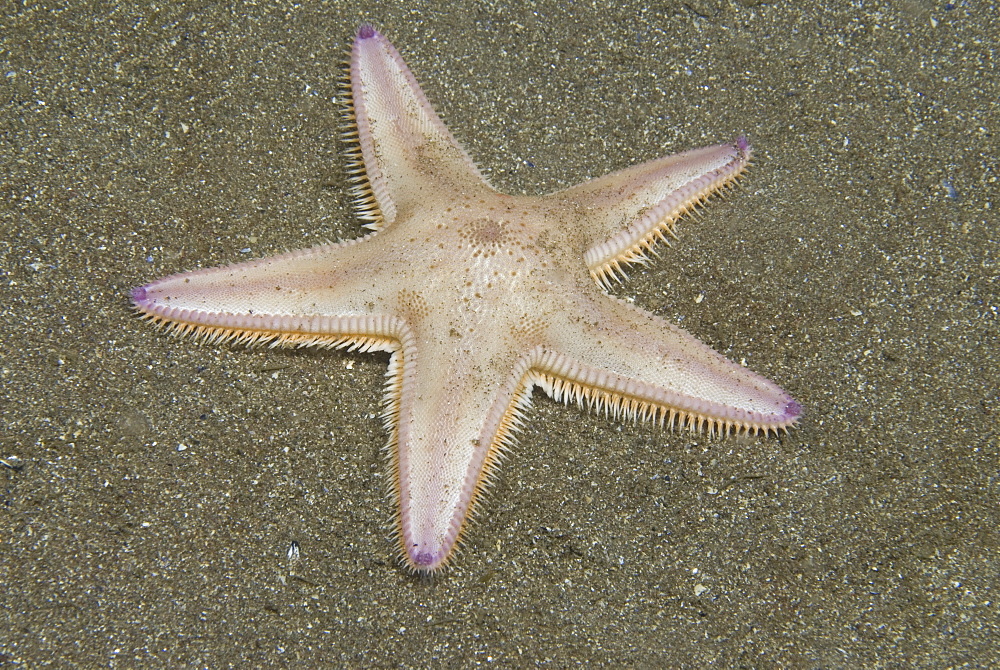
<box><xmin>131</xmin><ymin>24</ymin><xmax>800</xmax><ymax>573</ymax></box>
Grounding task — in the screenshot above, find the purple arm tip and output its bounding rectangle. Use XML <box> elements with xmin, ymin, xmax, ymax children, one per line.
<box><xmin>131</xmin><ymin>285</ymin><xmax>147</xmax><ymax>303</ymax></box>
<box><xmin>735</xmin><ymin>134</ymin><xmax>750</xmax><ymax>153</ymax></box>
<box><xmin>358</xmin><ymin>24</ymin><xmax>376</xmax><ymax>40</ymax></box>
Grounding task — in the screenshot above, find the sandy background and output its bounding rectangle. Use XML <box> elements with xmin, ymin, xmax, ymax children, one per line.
<box><xmin>2</xmin><ymin>1</ymin><xmax>997</xmax><ymax>666</ymax></box>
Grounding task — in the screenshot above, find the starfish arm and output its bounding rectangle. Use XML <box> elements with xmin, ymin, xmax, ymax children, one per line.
<box><xmin>131</xmin><ymin>238</ymin><xmax>406</xmax><ymax>350</ymax></box>
<box><xmin>555</xmin><ymin>138</ymin><xmax>751</xmax><ymax>287</ymax></box>
<box><xmin>390</xmin><ymin>337</ymin><xmax>533</xmax><ymax>573</ymax></box>
<box><xmin>534</xmin><ymin>293</ymin><xmax>800</xmax><ymax>435</ymax></box>
<box><xmin>345</xmin><ymin>25</ymin><xmax>490</xmax><ymax>229</ymax></box>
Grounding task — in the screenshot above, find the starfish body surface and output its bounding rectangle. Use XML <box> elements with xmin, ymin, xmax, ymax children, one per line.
<box><xmin>132</xmin><ymin>24</ymin><xmax>800</xmax><ymax>573</ymax></box>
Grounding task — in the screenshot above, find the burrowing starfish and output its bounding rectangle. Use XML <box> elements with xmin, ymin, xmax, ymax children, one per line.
<box><xmin>132</xmin><ymin>24</ymin><xmax>800</xmax><ymax>573</ymax></box>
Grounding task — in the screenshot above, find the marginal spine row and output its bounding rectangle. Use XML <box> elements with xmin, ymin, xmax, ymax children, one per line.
<box><xmin>135</xmin><ymin>309</ymin><xmax>401</xmax><ymax>353</ymax></box>
<box><xmin>534</xmin><ymin>370</ymin><xmax>776</xmax><ymax>438</ymax></box>
<box><xmin>339</xmin><ymin>56</ymin><xmax>384</xmax><ymax>230</ymax></box>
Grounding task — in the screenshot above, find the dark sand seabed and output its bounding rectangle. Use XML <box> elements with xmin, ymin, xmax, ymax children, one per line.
<box><xmin>1</xmin><ymin>1</ymin><xmax>996</xmax><ymax>666</ymax></box>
